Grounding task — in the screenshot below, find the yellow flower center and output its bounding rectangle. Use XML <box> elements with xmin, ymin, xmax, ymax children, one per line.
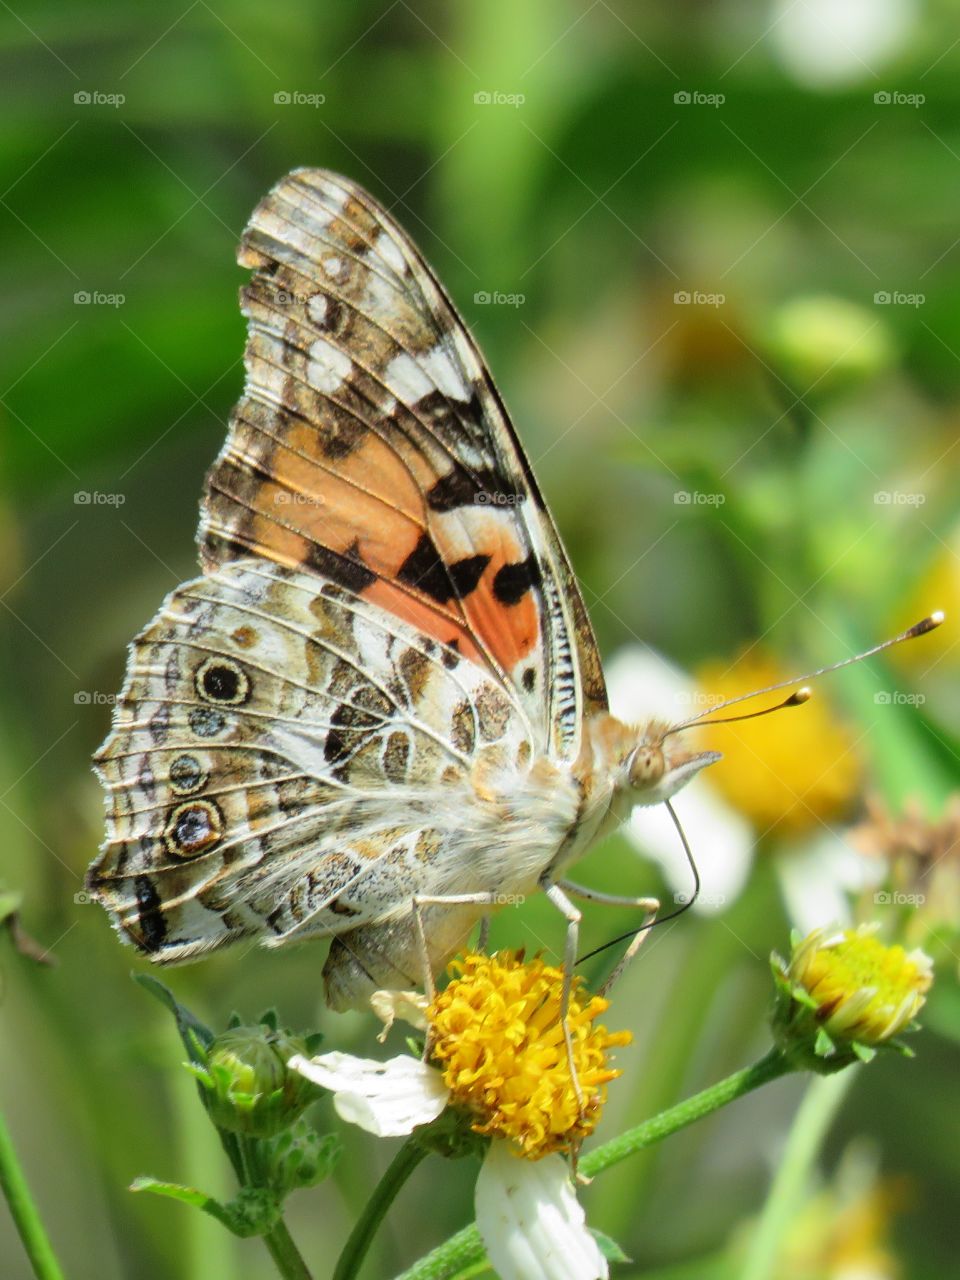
<box><xmin>427</xmin><ymin>951</ymin><xmax>630</xmax><ymax>1158</ymax></box>
<box><xmin>696</xmin><ymin>652</ymin><xmax>860</xmax><ymax>836</ymax></box>
<box><xmin>791</xmin><ymin>926</ymin><xmax>933</xmax><ymax>1045</ymax></box>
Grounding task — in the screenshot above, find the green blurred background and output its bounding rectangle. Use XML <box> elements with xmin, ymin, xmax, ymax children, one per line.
<box><xmin>3</xmin><ymin>1</ymin><xmax>960</xmax><ymax>1277</ymax></box>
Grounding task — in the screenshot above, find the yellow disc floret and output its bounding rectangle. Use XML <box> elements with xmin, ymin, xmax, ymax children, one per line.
<box><xmin>789</xmin><ymin>925</ymin><xmax>932</xmax><ymax>1045</ymax></box>
<box><xmin>427</xmin><ymin>951</ymin><xmax>631</xmax><ymax>1158</ymax></box>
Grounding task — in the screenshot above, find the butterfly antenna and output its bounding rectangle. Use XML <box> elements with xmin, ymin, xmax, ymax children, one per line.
<box><xmin>667</xmin><ymin>611</ymin><xmax>944</xmax><ymax>734</ymax></box>
<box><xmin>578</xmin><ymin>800</ymin><xmax>699</xmax><ymax>965</ymax></box>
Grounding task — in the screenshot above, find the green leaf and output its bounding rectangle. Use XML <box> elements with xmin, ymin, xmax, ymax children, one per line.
<box><xmin>592</xmin><ymin>1228</ymin><xmax>631</xmax><ymax>1263</ymax></box>
<box><xmin>133</xmin><ymin>974</ymin><xmax>214</xmax><ymax>1060</ymax></box>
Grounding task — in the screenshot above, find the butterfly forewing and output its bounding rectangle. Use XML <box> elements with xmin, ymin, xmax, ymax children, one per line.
<box><xmin>200</xmin><ymin>168</ymin><xmax>606</xmax><ymax>758</ymax></box>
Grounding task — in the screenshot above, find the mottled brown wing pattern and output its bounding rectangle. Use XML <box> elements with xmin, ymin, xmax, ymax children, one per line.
<box><xmin>87</xmin><ymin>560</ymin><xmax>533</xmax><ymax>966</ymax></box>
<box><xmin>200</xmin><ymin>168</ymin><xmax>606</xmax><ymax>759</ymax></box>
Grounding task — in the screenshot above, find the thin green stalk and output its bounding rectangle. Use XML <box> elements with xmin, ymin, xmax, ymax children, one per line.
<box><xmin>263</xmin><ymin>1219</ymin><xmax>314</xmax><ymax>1280</ymax></box>
<box><xmin>0</xmin><ymin>1111</ymin><xmax>65</xmax><ymax>1280</ymax></box>
<box><xmin>334</xmin><ymin>1137</ymin><xmax>429</xmax><ymax>1280</ymax></box>
<box><xmin>395</xmin><ymin>1049</ymin><xmax>795</xmax><ymax>1280</ymax></box>
<box><xmin>741</xmin><ymin>1068</ymin><xmax>856</xmax><ymax>1280</ymax></box>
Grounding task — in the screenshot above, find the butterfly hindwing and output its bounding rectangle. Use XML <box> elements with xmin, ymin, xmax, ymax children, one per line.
<box><xmin>200</xmin><ymin>168</ymin><xmax>606</xmax><ymax>761</ymax></box>
<box><xmin>87</xmin><ymin>560</ymin><xmax>535</xmax><ymax>965</ymax></box>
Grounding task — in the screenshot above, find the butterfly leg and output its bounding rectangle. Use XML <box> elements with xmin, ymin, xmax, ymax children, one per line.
<box><xmin>557</xmin><ymin>879</ymin><xmax>660</xmax><ymax>997</ymax></box>
<box><xmin>476</xmin><ymin>913</ymin><xmax>491</xmax><ymax>955</ymax></box>
<box><xmin>542</xmin><ymin>882</ymin><xmax>587</xmax><ymax>1116</ymax></box>
<box><xmin>410</xmin><ymin>891</ymin><xmax>505</xmax><ymax>1060</ymax></box>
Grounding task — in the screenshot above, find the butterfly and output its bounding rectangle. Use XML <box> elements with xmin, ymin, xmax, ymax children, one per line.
<box><xmin>87</xmin><ymin>169</ymin><xmax>720</xmax><ymax>1010</ymax></box>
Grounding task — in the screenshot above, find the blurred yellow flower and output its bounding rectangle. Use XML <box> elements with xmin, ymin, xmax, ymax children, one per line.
<box><xmin>696</xmin><ymin>651</ymin><xmax>861</xmax><ymax>837</ymax></box>
<box><xmin>763</xmin><ymin>294</ymin><xmax>894</xmax><ymax>390</ymax></box>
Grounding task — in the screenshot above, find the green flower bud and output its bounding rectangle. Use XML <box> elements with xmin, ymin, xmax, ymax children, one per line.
<box><xmin>191</xmin><ymin>1026</ymin><xmax>321</xmax><ymax>1137</ymax></box>
<box><xmin>763</xmin><ymin>295</ymin><xmax>893</xmax><ymax>391</ymax></box>
<box><xmin>771</xmin><ymin>925</ymin><xmax>933</xmax><ymax>1072</ymax></box>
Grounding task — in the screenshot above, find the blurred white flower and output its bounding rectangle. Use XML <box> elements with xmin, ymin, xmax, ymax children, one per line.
<box><xmin>605</xmin><ymin>645</ymin><xmax>877</xmax><ymax>933</ymax></box>
<box><xmin>770</xmin><ymin>0</ymin><xmax>916</xmax><ymax>89</ymax></box>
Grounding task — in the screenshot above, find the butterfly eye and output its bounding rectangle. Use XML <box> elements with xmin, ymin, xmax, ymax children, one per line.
<box><xmin>629</xmin><ymin>744</ymin><xmax>665</xmax><ymax>789</ymax></box>
<box><xmin>195</xmin><ymin>657</ymin><xmax>250</xmax><ymax>706</ymax></box>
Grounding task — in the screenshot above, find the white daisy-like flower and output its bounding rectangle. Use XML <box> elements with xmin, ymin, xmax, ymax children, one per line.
<box><xmin>291</xmin><ymin>951</ymin><xmax>627</xmax><ymax>1280</ymax></box>
<box><xmin>605</xmin><ymin>645</ymin><xmax>878</xmax><ymax>933</ymax></box>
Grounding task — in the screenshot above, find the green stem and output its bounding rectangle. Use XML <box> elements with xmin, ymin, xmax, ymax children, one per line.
<box><xmin>741</xmin><ymin>1068</ymin><xmax>857</xmax><ymax>1280</ymax></box>
<box><xmin>334</xmin><ymin>1137</ymin><xmax>428</xmax><ymax>1280</ymax></box>
<box><xmin>0</xmin><ymin>1111</ymin><xmax>65</xmax><ymax>1280</ymax></box>
<box><xmin>395</xmin><ymin>1049</ymin><xmax>795</xmax><ymax>1280</ymax></box>
<box><xmin>263</xmin><ymin>1219</ymin><xmax>315</xmax><ymax>1280</ymax></box>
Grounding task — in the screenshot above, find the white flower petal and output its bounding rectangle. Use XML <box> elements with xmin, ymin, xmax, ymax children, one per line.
<box><xmin>287</xmin><ymin>1052</ymin><xmax>448</xmax><ymax>1137</ymax></box>
<box><xmin>605</xmin><ymin>645</ymin><xmax>754</xmax><ymax>912</ymax></box>
<box><xmin>626</xmin><ymin>781</ymin><xmax>753</xmax><ymax>913</ymax></box>
<box><xmin>605</xmin><ymin>645</ymin><xmax>698</xmax><ymax>725</ymax></box>
<box><xmin>475</xmin><ymin>1142</ymin><xmax>608</xmax><ymax>1280</ymax></box>
<box><xmin>369</xmin><ymin>988</ymin><xmax>429</xmax><ymax>1042</ymax></box>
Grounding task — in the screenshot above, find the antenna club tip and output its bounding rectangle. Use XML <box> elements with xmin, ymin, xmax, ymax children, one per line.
<box><xmin>909</xmin><ymin>611</ymin><xmax>945</xmax><ymax>638</ymax></box>
<box><xmin>792</xmin><ymin>687</ymin><xmax>813</xmax><ymax>704</ymax></box>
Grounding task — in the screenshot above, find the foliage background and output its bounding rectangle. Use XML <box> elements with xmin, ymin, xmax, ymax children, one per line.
<box><xmin>1</xmin><ymin>1</ymin><xmax>959</xmax><ymax>1277</ymax></box>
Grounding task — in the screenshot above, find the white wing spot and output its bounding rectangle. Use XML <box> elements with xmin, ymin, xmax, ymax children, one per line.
<box><xmin>384</xmin><ymin>351</ymin><xmax>433</xmax><ymax>402</ymax></box>
<box><xmin>308</xmin><ymin>337</ymin><xmax>353</xmax><ymax>393</ymax></box>
<box><xmin>374</xmin><ymin>231</ymin><xmax>407</xmax><ymax>276</ymax></box>
<box><xmin>322</xmin><ymin>255</ymin><xmax>344</xmax><ymax>280</ymax></box>
<box><xmin>307</xmin><ymin>294</ymin><xmax>329</xmax><ymax>327</ymax></box>
<box><xmin>383</xmin><ymin>346</ymin><xmax>471</xmax><ymax>405</ymax></box>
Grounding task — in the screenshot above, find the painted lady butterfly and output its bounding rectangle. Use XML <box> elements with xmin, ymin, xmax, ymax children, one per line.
<box><xmin>87</xmin><ymin>169</ymin><xmax>719</xmax><ymax>1009</ymax></box>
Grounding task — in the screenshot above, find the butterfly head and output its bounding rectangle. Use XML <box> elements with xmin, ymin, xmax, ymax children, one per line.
<box><xmin>625</xmin><ymin>719</ymin><xmax>721</xmax><ymax>807</ymax></box>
